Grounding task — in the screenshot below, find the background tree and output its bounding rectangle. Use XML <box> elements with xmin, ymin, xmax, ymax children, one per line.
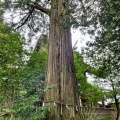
<box><xmin>92</xmin><ymin>54</ymin><xmax>120</xmax><ymax>120</ymax></box>
<box><xmin>0</xmin><ymin>20</ymin><xmax>26</xmax><ymax>119</ymax></box>
<box><xmin>0</xmin><ymin>21</ymin><xmax>48</xmax><ymax>120</ymax></box>
<box><xmin>74</xmin><ymin>50</ymin><xmax>105</xmax><ymax>107</ymax></box>
<box><xmin>80</xmin><ymin>0</ymin><xmax>120</xmax><ymax>119</ymax></box>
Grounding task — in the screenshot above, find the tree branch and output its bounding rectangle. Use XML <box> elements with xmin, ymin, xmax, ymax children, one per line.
<box><xmin>117</xmin><ymin>97</ymin><xmax>120</xmax><ymax>100</ymax></box>
<box><xmin>15</xmin><ymin>6</ymin><xmax>34</xmax><ymax>29</ymax></box>
<box><xmin>33</xmin><ymin>2</ymin><xmax>50</xmax><ymax>15</ymax></box>
<box><xmin>14</xmin><ymin>2</ymin><xmax>50</xmax><ymax>29</ymax></box>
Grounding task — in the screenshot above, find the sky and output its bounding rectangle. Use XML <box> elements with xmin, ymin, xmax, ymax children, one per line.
<box><xmin>71</xmin><ymin>29</ymin><xmax>96</xmax><ymax>84</ymax></box>
<box><xmin>72</xmin><ymin>29</ymin><xmax>87</xmax><ymax>52</ymax></box>
<box><xmin>3</xmin><ymin>8</ymin><xmax>92</xmax><ymax>53</ymax></box>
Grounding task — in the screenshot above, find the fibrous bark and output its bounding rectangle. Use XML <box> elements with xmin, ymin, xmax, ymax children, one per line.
<box><xmin>44</xmin><ymin>0</ymin><xmax>80</xmax><ymax>119</ymax></box>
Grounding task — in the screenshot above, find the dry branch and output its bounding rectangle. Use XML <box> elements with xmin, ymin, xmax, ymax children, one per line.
<box><xmin>33</xmin><ymin>2</ymin><xmax>50</xmax><ymax>15</ymax></box>
<box><xmin>16</xmin><ymin>2</ymin><xmax>50</xmax><ymax>29</ymax></box>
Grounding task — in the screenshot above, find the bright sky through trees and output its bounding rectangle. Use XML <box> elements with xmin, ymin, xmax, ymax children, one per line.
<box><xmin>3</xmin><ymin>11</ymin><xmax>92</xmax><ymax>52</ymax></box>
<box><xmin>72</xmin><ymin>29</ymin><xmax>93</xmax><ymax>52</ymax></box>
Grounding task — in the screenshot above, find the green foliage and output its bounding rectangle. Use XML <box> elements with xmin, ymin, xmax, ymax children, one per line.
<box><xmin>74</xmin><ymin>50</ymin><xmax>105</xmax><ymax>106</ymax></box>
<box><xmin>74</xmin><ymin>50</ymin><xmax>89</xmax><ymax>82</ymax></box>
<box><xmin>0</xmin><ymin>20</ymin><xmax>25</xmax><ymax>108</ymax></box>
<box><xmin>82</xmin><ymin>0</ymin><xmax>120</xmax><ymax>74</ymax></box>
<box><xmin>0</xmin><ymin>21</ymin><xmax>48</xmax><ymax>120</ymax></box>
<box><xmin>81</xmin><ymin>1</ymin><xmax>120</xmax><ymax>119</ymax></box>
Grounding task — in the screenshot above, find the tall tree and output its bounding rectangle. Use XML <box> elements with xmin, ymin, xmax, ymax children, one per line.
<box><xmin>0</xmin><ymin>21</ymin><xmax>48</xmax><ymax>120</ymax></box>
<box><xmin>74</xmin><ymin>51</ymin><xmax>105</xmax><ymax>107</ymax></box>
<box><xmin>1</xmin><ymin>0</ymin><xmax>82</xmax><ymax>119</ymax></box>
<box><xmin>81</xmin><ymin>0</ymin><xmax>120</xmax><ymax>120</ymax></box>
<box><xmin>44</xmin><ymin>1</ymin><xmax>79</xmax><ymax>119</ymax></box>
<box><xmin>93</xmin><ymin>54</ymin><xmax>120</xmax><ymax>120</ymax></box>
<box><xmin>0</xmin><ymin>20</ymin><xmax>26</xmax><ymax>119</ymax></box>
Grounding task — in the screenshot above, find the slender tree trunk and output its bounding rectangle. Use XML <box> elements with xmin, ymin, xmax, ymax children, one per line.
<box><xmin>44</xmin><ymin>0</ymin><xmax>80</xmax><ymax>119</ymax></box>
<box><xmin>114</xmin><ymin>96</ymin><xmax>120</xmax><ymax>120</ymax></box>
<box><xmin>110</xmin><ymin>78</ymin><xmax>120</xmax><ymax>120</ymax></box>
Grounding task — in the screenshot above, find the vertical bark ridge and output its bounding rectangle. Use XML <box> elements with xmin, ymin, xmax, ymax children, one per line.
<box><xmin>44</xmin><ymin>0</ymin><xmax>80</xmax><ymax>119</ymax></box>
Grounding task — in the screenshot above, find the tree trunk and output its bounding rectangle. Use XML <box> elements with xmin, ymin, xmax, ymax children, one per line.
<box><xmin>114</xmin><ymin>96</ymin><xmax>120</xmax><ymax>120</ymax></box>
<box><xmin>44</xmin><ymin>0</ymin><xmax>80</xmax><ymax>119</ymax></box>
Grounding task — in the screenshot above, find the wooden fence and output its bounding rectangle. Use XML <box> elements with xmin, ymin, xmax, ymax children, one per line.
<box><xmin>79</xmin><ymin>107</ymin><xmax>116</xmax><ymax>120</ymax></box>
